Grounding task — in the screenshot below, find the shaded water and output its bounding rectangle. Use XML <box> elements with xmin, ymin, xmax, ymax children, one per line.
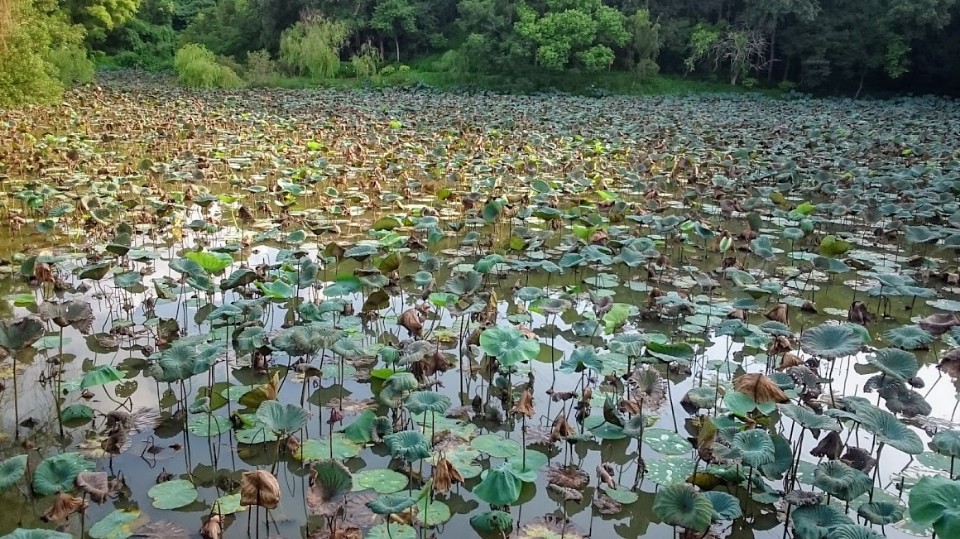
<box><xmin>1</xmin><ymin>82</ymin><xmax>959</xmax><ymax>538</ymax></box>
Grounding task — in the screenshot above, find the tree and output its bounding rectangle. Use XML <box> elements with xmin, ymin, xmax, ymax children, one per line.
<box><xmin>624</xmin><ymin>8</ymin><xmax>660</xmax><ymax>80</ymax></box>
<box><xmin>0</xmin><ymin>0</ymin><xmax>89</xmax><ymax>106</ymax></box>
<box><xmin>713</xmin><ymin>29</ymin><xmax>767</xmax><ymax>85</ymax></box>
<box><xmin>279</xmin><ymin>14</ymin><xmax>350</xmax><ymax>78</ymax></box>
<box><xmin>370</xmin><ymin>0</ymin><xmax>417</xmax><ymax>62</ymax></box>
<box><xmin>64</xmin><ymin>0</ymin><xmax>141</xmax><ymax>42</ymax></box>
<box><xmin>515</xmin><ymin>0</ymin><xmax>630</xmax><ymax>71</ymax></box>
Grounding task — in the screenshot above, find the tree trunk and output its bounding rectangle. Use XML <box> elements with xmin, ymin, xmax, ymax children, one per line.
<box><xmin>379</xmin><ymin>38</ymin><xmax>384</xmax><ymax>61</ymax></box>
<box><xmin>395</xmin><ymin>36</ymin><xmax>400</xmax><ymax>63</ymax></box>
<box><xmin>731</xmin><ymin>71</ymin><xmax>738</xmax><ymax>86</ymax></box>
<box><xmin>767</xmin><ymin>25</ymin><xmax>776</xmax><ymax>81</ymax></box>
<box><xmin>855</xmin><ymin>70</ymin><xmax>865</xmax><ymax>99</ymax></box>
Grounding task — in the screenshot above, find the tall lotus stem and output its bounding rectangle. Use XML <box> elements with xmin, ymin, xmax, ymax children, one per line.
<box><xmin>870</xmin><ymin>442</ymin><xmax>884</xmax><ymax>502</ymax></box>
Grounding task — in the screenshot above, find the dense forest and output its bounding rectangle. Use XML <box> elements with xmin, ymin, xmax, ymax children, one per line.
<box><xmin>2</xmin><ymin>0</ymin><xmax>960</xmax><ymax>104</ymax></box>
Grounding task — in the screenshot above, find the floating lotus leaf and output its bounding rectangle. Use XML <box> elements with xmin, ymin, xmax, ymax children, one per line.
<box><xmin>366</xmin><ymin>493</ymin><xmax>416</xmax><ymax>515</ymax></box>
<box><xmin>910</xmin><ymin>476</ymin><xmax>960</xmax><ymax>538</ymax></box>
<box><xmin>480</xmin><ymin>326</ymin><xmax>540</xmax><ymax>367</ymax></box>
<box><xmin>88</xmin><ymin>509</ymin><xmax>140</xmax><ymax>539</ymax></box>
<box><xmin>653</xmin><ymin>483</ymin><xmax>713</xmax><ymax>532</ymax></box>
<box><xmin>365</xmin><ymin>523</ymin><xmax>416</xmax><ymax>539</ymax></box>
<box><xmin>813</xmin><ymin>461</ymin><xmax>872</xmax><ymax>501</ymax></box>
<box><xmin>474</xmin><ymin>463</ymin><xmax>521</xmax><ymax>506</ymax></box>
<box><xmin>148</xmin><ymin>479</ymin><xmax>198</xmax><ymax>510</ymax></box>
<box><xmin>0</xmin><ymin>455</ymin><xmax>28</xmax><ymax>492</ymax></box>
<box><xmin>414</xmin><ymin>497</ymin><xmax>451</xmax><ymax>526</ymax></box>
<box><xmin>642</xmin><ymin>428</ymin><xmax>692</xmax><ymax>456</ymax></box>
<box><xmin>352</xmin><ymin>468</ymin><xmax>406</xmax><ymax>494</ymax></box>
<box><xmin>0</xmin><ymin>529</ymin><xmax>72</xmax><ymax>539</ymax></box>
<box><xmin>801</xmin><ymin>324</ymin><xmax>861</xmax><ymax>358</ymax></box>
<box><xmin>471</xmin><ymin>433</ymin><xmax>521</xmax><ymax>458</ymax></box>
<box><xmin>857</xmin><ymin>500</ymin><xmax>904</xmax><ymax>525</ymax></box>
<box><xmin>294</xmin><ymin>435</ymin><xmax>363</xmax><ymax>461</ymax></box>
<box><xmin>384</xmin><ymin>430</ymin><xmax>431</xmax><ymax>462</ymax></box>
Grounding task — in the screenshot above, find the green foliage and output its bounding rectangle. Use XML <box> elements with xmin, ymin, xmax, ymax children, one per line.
<box><xmin>0</xmin><ymin>0</ymin><xmax>89</xmax><ymax>106</ymax></box>
<box><xmin>515</xmin><ymin>0</ymin><xmax>629</xmax><ymax>71</ymax></box>
<box><xmin>178</xmin><ymin>0</ymin><xmax>260</xmax><ymax>58</ymax></box>
<box><xmin>351</xmin><ymin>41</ymin><xmax>382</xmax><ymax>80</ymax></box>
<box><xmin>684</xmin><ymin>23</ymin><xmax>720</xmax><ymax>74</ymax></box>
<box><xmin>244</xmin><ymin>49</ymin><xmax>281</xmax><ymax>87</ymax></box>
<box><xmin>66</xmin><ymin>0</ymin><xmax>141</xmax><ymax>41</ymax></box>
<box><xmin>173</xmin><ymin>43</ymin><xmax>243</xmax><ymax>88</ymax></box>
<box><xmin>371</xmin><ymin>0</ymin><xmax>418</xmax><ymax>62</ymax></box>
<box><xmin>49</xmin><ymin>45</ymin><xmax>95</xmax><ymax>83</ymax></box>
<box><xmin>626</xmin><ymin>9</ymin><xmax>659</xmax><ymax>80</ymax></box>
<box><xmin>279</xmin><ymin>15</ymin><xmax>349</xmax><ymax>79</ymax></box>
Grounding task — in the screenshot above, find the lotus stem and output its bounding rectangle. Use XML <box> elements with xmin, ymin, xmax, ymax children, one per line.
<box><xmin>870</xmin><ymin>442</ymin><xmax>884</xmax><ymax>502</ymax></box>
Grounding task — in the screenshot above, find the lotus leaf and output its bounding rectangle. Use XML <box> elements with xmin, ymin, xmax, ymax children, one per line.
<box><xmin>33</xmin><ymin>453</ymin><xmax>95</xmax><ymax>496</ymax></box>
<box><xmin>909</xmin><ymin>476</ymin><xmax>960</xmax><ymax>538</ymax></box>
<box><xmin>353</xmin><ymin>468</ymin><xmax>407</xmax><ymax>494</ymax></box>
<box><xmin>148</xmin><ymin>479</ymin><xmax>198</xmax><ymax>510</ymax></box>
<box><xmin>857</xmin><ymin>500</ymin><xmax>904</xmax><ymax>525</ymax></box>
<box><xmin>384</xmin><ymin>430</ymin><xmax>431</xmax><ymax>462</ymax></box>
<box><xmin>0</xmin><ymin>455</ymin><xmax>28</xmax><ymax>491</ymax></box>
<box><xmin>702</xmin><ymin>490</ymin><xmax>742</xmax><ymax>521</ymax></box>
<box><xmin>653</xmin><ymin>483</ymin><xmax>713</xmax><ymax>532</ymax></box>
<box><xmin>474</xmin><ymin>463</ymin><xmax>522</xmax><ymax>506</ymax></box>
<box><xmin>88</xmin><ymin>509</ymin><xmax>141</xmax><ymax>539</ymax></box>
<box><xmin>801</xmin><ymin>324</ymin><xmax>861</xmax><ymax>358</ymax></box>
<box><xmin>480</xmin><ymin>326</ymin><xmax>540</xmax><ymax>367</ymax></box>
<box><xmin>813</xmin><ymin>461</ymin><xmax>872</xmax><ymax>501</ymax></box>
<box><xmin>470</xmin><ymin>510</ymin><xmax>513</xmax><ymax>533</ymax></box>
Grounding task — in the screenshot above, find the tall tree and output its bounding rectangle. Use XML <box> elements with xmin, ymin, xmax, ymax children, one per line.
<box><xmin>370</xmin><ymin>0</ymin><xmax>418</xmax><ymax>62</ymax></box>
<box><xmin>515</xmin><ymin>0</ymin><xmax>629</xmax><ymax>71</ymax></box>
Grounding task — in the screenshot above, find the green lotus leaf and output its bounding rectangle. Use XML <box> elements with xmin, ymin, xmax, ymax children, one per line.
<box><xmin>414</xmin><ymin>497</ymin><xmax>451</xmax><ymax>526</ymax></box>
<box><xmin>64</xmin><ymin>364</ymin><xmax>125</xmax><ymax>393</ymax></box>
<box><xmin>470</xmin><ymin>510</ymin><xmax>513</xmax><ymax>533</ymax></box>
<box><xmin>480</xmin><ymin>326</ymin><xmax>540</xmax><ymax>367</ymax></box>
<box><xmin>559</xmin><ymin>345</ymin><xmax>603</xmax><ymax>373</ymax></box>
<box><xmin>365</xmin><ymin>523</ymin><xmax>416</xmax><ymax>539</ymax></box>
<box><xmin>909</xmin><ymin>475</ymin><xmax>960</xmax><ymax>538</ymax></box>
<box><xmin>609</xmin><ymin>332</ymin><xmax>648</xmax><ymax>357</ymax></box>
<box><xmin>866</xmin><ymin>348</ymin><xmax>919</xmax><ymax>382</ymax></box>
<box><xmin>220</xmin><ymin>268</ymin><xmax>259</xmax><ymax>290</ymax></box>
<box><xmin>759</xmin><ymin>433</ymin><xmax>794</xmax><ymax>479</ymax></box>
<box><xmin>366</xmin><ymin>493</ymin><xmax>416</xmax><ymax>515</ymax></box>
<box><xmin>404</xmin><ymin>391</ymin><xmax>451</xmax><ymax>415</ymax></box>
<box><xmin>702</xmin><ymin>490</ymin><xmax>742</xmax><ymax>521</ymax></box>
<box><xmin>185</xmin><ymin>251</ymin><xmax>233</xmax><ymax>273</ymax></box>
<box><xmin>791</xmin><ymin>503</ymin><xmax>852</xmax><ymax>539</ymax></box>
<box><xmin>113</xmin><ymin>271</ymin><xmax>142</xmax><ymax>288</ymax></box>
<box><xmin>653</xmin><ymin>483</ymin><xmax>713</xmax><ymax>532</ymax></box>
<box><xmin>645</xmin><ymin>341</ymin><xmax>695</xmax><ymax>364</ymax></box>
<box><xmin>474</xmin><ymin>463</ymin><xmax>522</xmax><ymax>506</ymax></box>
<box><xmin>884</xmin><ymin>325</ymin><xmax>933</xmax><ymax>351</ymax></box>
<box><xmin>0</xmin><ymin>529</ymin><xmax>73</xmax><ymax>539</ymax></box>
<box><xmin>384</xmin><ymin>430</ymin><xmax>431</xmax><ymax>462</ymax></box>
<box><xmin>813</xmin><ymin>461</ymin><xmax>872</xmax><ymax>501</ymax></box>
<box><xmin>213</xmin><ymin>493</ymin><xmax>245</xmax><ymax>515</ymax></box>
<box><xmin>324</xmin><ymin>275</ymin><xmax>362</xmax><ymax>297</ymax></box>
<box><xmin>506</xmin><ymin>450</ymin><xmax>549</xmax><ymax>482</ymax></box>
<box><xmin>33</xmin><ymin>452</ymin><xmax>95</xmax><ymax>495</ymax></box>
<box><xmin>472</xmin><ymin>433</ymin><xmax>522</xmax><ymax>459</ymax></box>
<box><xmin>0</xmin><ymin>455</ymin><xmax>28</xmax><ymax>491</ymax></box>
<box><xmin>933</xmin><ymin>430</ymin><xmax>960</xmax><ymax>458</ymax></box>
<box><xmin>602</xmin><ymin>487</ymin><xmax>639</xmax><ymax>505</ymax></box>
<box><xmin>352</xmin><ymin>468</ymin><xmax>407</xmax><ymax>494</ymax></box>
<box><xmin>857</xmin><ymin>500</ymin><xmax>904</xmax><ymax>525</ymax></box>
<box><xmin>88</xmin><ymin>509</ymin><xmax>141</xmax><ymax>539</ymax></box>
<box><xmin>0</xmin><ymin>316</ymin><xmax>45</xmax><ymax>352</ymax></box>
<box><xmin>187</xmin><ymin>415</ymin><xmax>232</xmax><ymax>437</ymax></box>
<box><xmin>832</xmin><ymin>524</ymin><xmax>884</xmax><ymax>539</ymax></box>
<box><xmin>779</xmin><ymin>404</ymin><xmax>841</xmax><ymax>432</ymax></box>
<box><xmin>642</xmin><ymin>428</ymin><xmax>692</xmax><ymax>456</ymax></box>
<box><xmin>148</xmin><ymin>479</ymin><xmax>198</xmax><ymax>509</ymax></box>
<box><xmin>342</xmin><ymin>410</ymin><xmax>378</xmax><ymax>444</ymax></box>
<box><xmin>148</xmin><ymin>337</ymin><xmax>222</xmax><ymax>383</ymax></box>
<box><xmin>256</xmin><ymin>400</ymin><xmax>307</xmax><ymax>435</ymax></box>
<box><xmin>731</xmin><ymin>429</ymin><xmax>775</xmax><ymax>468</ymax></box>
<box><xmin>444</xmin><ymin>270</ymin><xmax>482</xmax><ymax>296</ymax></box>
<box><xmin>312</xmin><ymin>459</ymin><xmax>353</xmax><ymax>505</ymax></box>
<box><xmin>800</xmin><ymin>324</ymin><xmax>862</xmax><ymax>359</ymax></box>
<box><xmin>856</xmin><ymin>406</ymin><xmax>924</xmax><ymax>454</ymax></box>
<box><xmin>583</xmin><ymin>414</ymin><xmax>626</xmax><ymax>440</ymax></box>
<box><xmin>819</xmin><ymin>235</ymin><xmax>851</xmax><ymax>256</ymax></box>
<box><xmin>272</xmin><ymin>324</ymin><xmax>342</xmax><ymax>356</ymax></box>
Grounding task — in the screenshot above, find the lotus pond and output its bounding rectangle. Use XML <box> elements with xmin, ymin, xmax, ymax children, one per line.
<box><xmin>1</xmin><ymin>82</ymin><xmax>960</xmax><ymax>539</ymax></box>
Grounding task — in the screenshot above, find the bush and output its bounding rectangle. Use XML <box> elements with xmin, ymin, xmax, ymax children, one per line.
<box><xmin>398</xmin><ymin>64</ymin><xmax>410</xmax><ymax>73</ymax></box>
<box><xmin>244</xmin><ymin>49</ymin><xmax>280</xmax><ymax>87</ymax></box>
<box><xmin>279</xmin><ymin>14</ymin><xmax>349</xmax><ymax>79</ymax></box>
<box><xmin>173</xmin><ymin>43</ymin><xmax>243</xmax><ymax>88</ymax></box>
<box><xmin>49</xmin><ymin>45</ymin><xmax>95</xmax><ymax>84</ymax></box>
<box><xmin>351</xmin><ymin>41</ymin><xmax>381</xmax><ymax>80</ymax></box>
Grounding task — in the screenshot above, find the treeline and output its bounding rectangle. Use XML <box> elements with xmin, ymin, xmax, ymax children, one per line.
<box><xmin>2</xmin><ymin>0</ymin><xmax>960</xmax><ymax>104</ymax></box>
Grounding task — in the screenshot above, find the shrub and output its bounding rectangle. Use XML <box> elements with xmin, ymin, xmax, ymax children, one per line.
<box><xmin>173</xmin><ymin>43</ymin><xmax>243</xmax><ymax>88</ymax></box>
<box><xmin>49</xmin><ymin>45</ymin><xmax>95</xmax><ymax>84</ymax></box>
<box><xmin>398</xmin><ymin>64</ymin><xmax>410</xmax><ymax>73</ymax></box>
<box><xmin>279</xmin><ymin>14</ymin><xmax>349</xmax><ymax>79</ymax></box>
<box><xmin>244</xmin><ymin>49</ymin><xmax>280</xmax><ymax>87</ymax></box>
<box><xmin>351</xmin><ymin>41</ymin><xmax>381</xmax><ymax>80</ymax></box>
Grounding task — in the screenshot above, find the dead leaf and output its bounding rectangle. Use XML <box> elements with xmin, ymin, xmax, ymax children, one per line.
<box><xmin>75</xmin><ymin>471</ymin><xmax>109</xmax><ymax>503</ymax></box>
<box><xmin>547</xmin><ymin>483</ymin><xmax>583</xmax><ymax>502</ymax></box>
<box><xmin>777</xmin><ymin>352</ymin><xmax>802</xmax><ymax>371</ymax></box>
<box><xmin>511</xmin><ymin>388</ymin><xmax>535</xmax><ymax>418</ymax></box>
<box><xmin>201</xmin><ymin>515</ymin><xmax>223</xmax><ymax>539</ymax></box>
<box><xmin>546</xmin><ymin>465</ymin><xmax>589</xmax><ymax>489</ymax></box>
<box><xmin>240</xmin><ymin>470</ymin><xmax>281</xmax><ymax>509</ymax></box>
<box><xmin>550</xmin><ymin>412</ymin><xmax>575</xmax><ymax>443</ymax></box>
<box><xmin>596</xmin><ymin>463</ymin><xmax>616</xmax><ymax>489</ymax></box>
<box><xmin>432</xmin><ymin>456</ymin><xmax>463</xmax><ymax>495</ymax></box>
<box><xmin>810</xmin><ymin>431</ymin><xmax>843</xmax><ymax>460</ymax></box>
<box><xmin>733</xmin><ymin>373</ymin><xmax>788</xmax><ymax>403</ymax></box>
<box><xmin>593</xmin><ymin>491</ymin><xmax>622</xmax><ymax>514</ymax></box>
<box><xmin>398</xmin><ymin>308</ymin><xmax>424</xmax><ymax>337</ymax></box>
<box><xmin>847</xmin><ymin>301</ymin><xmax>874</xmax><ymax>325</ymax></box>
<box><xmin>767</xmin><ymin>335</ymin><xmax>793</xmax><ymax>356</ymax></box>
<box><xmin>766</xmin><ymin>303</ymin><xmax>788</xmax><ymax>324</ymax></box>
<box><xmin>42</xmin><ymin>492</ymin><xmax>87</xmax><ymax>522</ymax></box>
